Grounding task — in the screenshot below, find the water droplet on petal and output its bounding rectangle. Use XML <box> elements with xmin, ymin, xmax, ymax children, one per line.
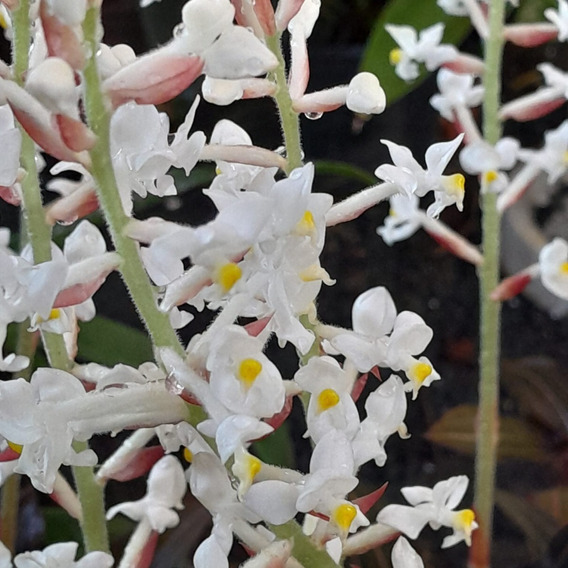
<box><xmin>304</xmin><ymin>111</ymin><xmax>323</xmax><ymax>120</ymax></box>
<box><xmin>173</xmin><ymin>23</ymin><xmax>185</xmax><ymax>38</ymax></box>
<box><xmin>166</xmin><ymin>373</ymin><xmax>184</xmax><ymax>396</ymax></box>
<box><xmin>57</xmin><ymin>216</ymin><xmax>78</xmax><ymax>227</ymax></box>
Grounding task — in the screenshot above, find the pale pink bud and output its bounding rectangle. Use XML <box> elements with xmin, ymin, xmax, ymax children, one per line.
<box><xmin>490</xmin><ymin>266</ymin><xmax>537</xmax><ymax>301</ymax></box>
<box><xmin>0</xmin><ymin>185</ymin><xmax>21</xmax><ymax>206</ymax></box>
<box><xmin>504</xmin><ymin>23</ymin><xmax>558</xmax><ymax>47</ymax></box>
<box><xmin>53</xmin><ymin>252</ymin><xmax>121</xmax><ymax>308</ymax></box>
<box><xmin>103</xmin><ymin>50</ymin><xmax>204</xmax><ymax>107</ymax></box>
<box><xmin>45</xmin><ymin>184</ymin><xmax>99</xmax><ymax>226</ymax></box>
<box><xmin>40</xmin><ymin>0</ymin><xmax>85</xmax><ymax>70</ymax></box>
<box><xmin>1</xmin><ymin>80</ymin><xmax>90</xmax><ymax>165</ymax></box>
<box><xmin>251</xmin><ymin>0</ymin><xmax>276</xmax><ymax>35</ymax></box>
<box><xmin>101</xmin><ymin>446</ymin><xmax>165</xmax><ymax>482</ymax></box>
<box><xmin>499</xmin><ymin>88</ymin><xmax>565</xmax><ymax>122</ymax></box>
<box><xmin>55</xmin><ymin>114</ymin><xmax>97</xmax><ymax>152</ymax></box>
<box><xmin>275</xmin><ymin>0</ymin><xmax>304</xmax><ymax>31</ymax></box>
<box><xmin>232</xmin><ymin>0</ymin><xmax>275</xmax><ymax>37</ymax></box>
<box><xmin>442</xmin><ymin>53</ymin><xmax>485</xmax><ymax>75</ymax></box>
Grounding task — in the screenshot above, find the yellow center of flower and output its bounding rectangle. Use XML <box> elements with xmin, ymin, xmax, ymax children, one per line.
<box><xmin>448</xmin><ymin>173</ymin><xmax>465</xmax><ymax>194</ymax></box>
<box><xmin>246</xmin><ymin>454</ymin><xmax>262</xmax><ymax>479</ymax></box>
<box><xmin>35</xmin><ymin>308</ymin><xmax>61</xmax><ymax>325</ymax></box>
<box><xmin>183</xmin><ymin>447</ymin><xmax>193</xmax><ymax>463</ymax></box>
<box><xmin>332</xmin><ymin>503</ymin><xmax>357</xmax><ymax>532</ymax></box>
<box><xmin>484</xmin><ymin>170</ymin><xmax>498</xmax><ymax>184</ymax></box>
<box><xmin>238</xmin><ymin>358</ymin><xmax>262</xmax><ymax>388</ymax></box>
<box><xmin>295</xmin><ymin>210</ymin><xmax>316</xmax><ymax>236</ymax></box>
<box><xmin>7</xmin><ymin>440</ymin><xmax>23</xmax><ymax>454</ymax></box>
<box><xmin>215</xmin><ymin>262</ymin><xmax>242</xmax><ymax>292</ymax></box>
<box><xmin>389</xmin><ymin>48</ymin><xmax>403</xmax><ymax>65</ymax></box>
<box><xmin>453</xmin><ymin>509</ymin><xmax>476</xmax><ymax>544</ymax></box>
<box><xmin>0</xmin><ymin>10</ymin><xmax>9</xmax><ymax>31</ymax></box>
<box><xmin>560</xmin><ymin>261</ymin><xmax>568</xmax><ymax>274</ymax></box>
<box><xmin>563</xmin><ymin>150</ymin><xmax>568</xmax><ymax>165</ymax></box>
<box><xmin>410</xmin><ymin>361</ymin><xmax>432</xmax><ymax>384</ymax></box>
<box><xmin>317</xmin><ymin>388</ymin><xmax>340</xmax><ymax>413</ymax></box>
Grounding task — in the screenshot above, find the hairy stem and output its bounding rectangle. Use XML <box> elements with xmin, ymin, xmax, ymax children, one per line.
<box><xmin>12</xmin><ymin>0</ymin><xmax>109</xmax><ymax>553</ymax></box>
<box><xmin>474</xmin><ymin>0</ymin><xmax>506</xmax><ymax>565</ymax></box>
<box><xmin>266</xmin><ymin>33</ymin><xmax>303</xmax><ymax>173</ymax></box>
<box><xmin>81</xmin><ymin>7</ymin><xmax>184</xmax><ymax>357</ymax></box>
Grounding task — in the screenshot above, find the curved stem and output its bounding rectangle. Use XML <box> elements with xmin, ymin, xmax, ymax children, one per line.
<box><xmin>474</xmin><ymin>1</ymin><xmax>506</xmax><ymax>566</ymax></box>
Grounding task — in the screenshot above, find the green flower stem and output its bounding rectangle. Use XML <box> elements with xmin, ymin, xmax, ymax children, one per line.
<box><xmin>475</xmin><ymin>0</ymin><xmax>506</xmax><ymax>565</ymax></box>
<box><xmin>11</xmin><ymin>0</ymin><xmax>109</xmax><ymax>553</ymax></box>
<box><xmin>0</xmin><ymin>475</ymin><xmax>20</xmax><ymax>554</ymax></box>
<box><xmin>81</xmin><ymin>7</ymin><xmax>183</xmax><ymax>357</ymax></box>
<box><xmin>72</xmin><ymin>441</ymin><xmax>110</xmax><ymax>553</ymax></box>
<box><xmin>266</xmin><ymin>33</ymin><xmax>303</xmax><ymax>174</ymax></box>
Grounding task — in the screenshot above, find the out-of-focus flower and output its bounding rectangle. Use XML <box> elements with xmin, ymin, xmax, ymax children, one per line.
<box><xmin>386</xmin><ymin>23</ymin><xmax>457</xmax><ymax>81</ymax></box>
<box><xmin>107</xmin><ymin>455</ymin><xmax>186</xmax><ymax>533</ymax></box>
<box><xmin>377</xmin><ymin>475</ymin><xmax>478</xmax><ymax>548</ymax></box>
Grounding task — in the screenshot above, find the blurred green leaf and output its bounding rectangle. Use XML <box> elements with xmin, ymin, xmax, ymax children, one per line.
<box><xmin>77</xmin><ymin>316</ymin><xmax>152</xmax><ymax>367</ymax></box>
<box><xmin>314</xmin><ymin>160</ymin><xmax>377</xmax><ymax>186</ymax></box>
<box><xmin>253</xmin><ymin>422</ymin><xmax>295</xmax><ymax>469</ymax></box>
<box><xmin>360</xmin><ymin>0</ymin><xmax>471</xmax><ymax>104</ymax></box>
<box><xmin>425</xmin><ymin>404</ymin><xmax>549</xmax><ymax>462</ymax></box>
<box><xmin>515</xmin><ymin>0</ymin><xmax>555</xmax><ymax>22</ymax></box>
<box><xmin>269</xmin><ymin>521</ymin><xmax>340</xmax><ymax>567</ymax></box>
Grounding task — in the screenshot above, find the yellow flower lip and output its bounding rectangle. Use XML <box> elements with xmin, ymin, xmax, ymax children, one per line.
<box><xmin>183</xmin><ymin>447</ymin><xmax>193</xmax><ymax>463</ymax></box>
<box><xmin>484</xmin><ymin>170</ymin><xmax>499</xmax><ymax>184</ymax></box>
<box><xmin>317</xmin><ymin>388</ymin><xmax>340</xmax><ymax>413</ymax></box>
<box><xmin>410</xmin><ymin>361</ymin><xmax>432</xmax><ymax>384</ymax></box>
<box><xmin>389</xmin><ymin>48</ymin><xmax>403</xmax><ymax>65</ymax></box>
<box><xmin>215</xmin><ymin>262</ymin><xmax>242</xmax><ymax>292</ymax></box>
<box><xmin>7</xmin><ymin>440</ymin><xmax>23</xmax><ymax>454</ymax></box>
<box><xmin>332</xmin><ymin>503</ymin><xmax>357</xmax><ymax>532</ymax></box>
<box><xmin>295</xmin><ymin>210</ymin><xmax>316</xmax><ymax>236</ymax></box>
<box><xmin>238</xmin><ymin>358</ymin><xmax>263</xmax><ymax>388</ymax></box>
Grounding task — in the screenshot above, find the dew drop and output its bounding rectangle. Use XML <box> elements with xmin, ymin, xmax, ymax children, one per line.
<box><xmin>166</xmin><ymin>373</ymin><xmax>184</xmax><ymax>396</ymax></box>
<box><xmin>173</xmin><ymin>23</ymin><xmax>185</xmax><ymax>38</ymax></box>
<box><xmin>56</xmin><ymin>216</ymin><xmax>78</xmax><ymax>227</ymax></box>
<box><xmin>304</xmin><ymin>111</ymin><xmax>323</xmax><ymax>120</ymax></box>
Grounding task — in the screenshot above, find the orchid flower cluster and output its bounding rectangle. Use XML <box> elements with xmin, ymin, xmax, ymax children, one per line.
<box><xmin>0</xmin><ymin>0</ymin><xmax>564</xmax><ymax>566</ymax></box>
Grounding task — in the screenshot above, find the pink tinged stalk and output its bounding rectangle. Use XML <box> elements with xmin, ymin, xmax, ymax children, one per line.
<box><xmin>504</xmin><ymin>23</ymin><xmax>559</xmax><ymax>47</ymax></box>
<box><xmin>326</xmin><ymin>183</ymin><xmax>398</xmax><ymax>227</ymax></box>
<box><xmin>499</xmin><ymin>88</ymin><xmax>565</xmax><ymax>122</ymax></box>
<box><xmin>490</xmin><ymin>265</ymin><xmax>539</xmax><ymax>301</ymax></box>
<box><xmin>420</xmin><ymin>214</ymin><xmax>484</xmax><ymax>266</ymax></box>
<box><xmin>496</xmin><ymin>163</ymin><xmax>540</xmax><ymax>212</ymax></box>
